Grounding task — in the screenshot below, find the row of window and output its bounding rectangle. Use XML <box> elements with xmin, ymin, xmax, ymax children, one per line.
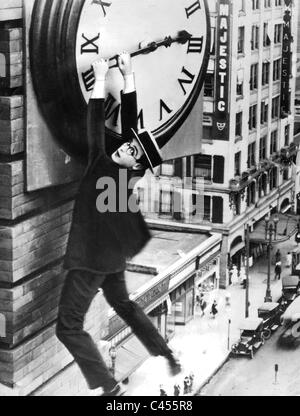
<box><xmin>236</xmin><ymin>96</ymin><xmax>284</xmax><ymax>136</ymax></box>
<box><xmin>234</xmin><ymin>125</ymin><xmax>290</xmax><ymax>175</ymax></box>
<box><xmin>239</xmin><ymin>0</ymin><xmax>282</xmax><ymax>12</ymax></box>
<box><xmin>238</xmin><ymin>23</ymin><xmax>282</xmax><ymax>55</ymax></box>
<box><xmin>204</xmin><ymin>58</ymin><xmax>283</xmax><ymax>99</ymax></box>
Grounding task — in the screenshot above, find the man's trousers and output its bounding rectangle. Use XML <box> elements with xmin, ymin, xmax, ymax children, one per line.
<box><xmin>56</xmin><ymin>269</ymin><xmax>172</xmax><ymax>391</ymax></box>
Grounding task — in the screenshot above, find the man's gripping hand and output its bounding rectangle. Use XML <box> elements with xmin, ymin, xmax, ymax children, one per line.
<box><xmin>118</xmin><ymin>52</ymin><xmax>135</xmax><ymax>93</ymax></box>
<box><xmin>91</xmin><ymin>58</ymin><xmax>109</xmax><ymax>99</ymax></box>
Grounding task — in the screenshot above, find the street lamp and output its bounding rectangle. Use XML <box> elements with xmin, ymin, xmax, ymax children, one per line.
<box><xmin>264</xmin><ymin>215</ymin><xmax>277</xmax><ymax>302</ymax></box>
<box><xmin>109</xmin><ymin>346</ymin><xmax>117</xmax><ymax>377</ymax></box>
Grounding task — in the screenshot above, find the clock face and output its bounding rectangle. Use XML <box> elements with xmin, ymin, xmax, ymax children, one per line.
<box><xmin>29</xmin><ymin>0</ymin><xmax>210</xmax><ymax>160</ymax></box>
<box><xmin>75</xmin><ymin>0</ymin><xmax>210</xmax><ymax>139</ymax></box>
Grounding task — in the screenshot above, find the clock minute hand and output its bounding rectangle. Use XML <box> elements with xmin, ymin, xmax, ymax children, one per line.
<box><xmin>108</xmin><ymin>30</ymin><xmax>192</xmax><ymax>68</ymax></box>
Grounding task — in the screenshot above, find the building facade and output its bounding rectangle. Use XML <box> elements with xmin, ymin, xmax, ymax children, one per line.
<box><xmin>139</xmin><ymin>0</ymin><xmax>299</xmax><ymax>288</ymax></box>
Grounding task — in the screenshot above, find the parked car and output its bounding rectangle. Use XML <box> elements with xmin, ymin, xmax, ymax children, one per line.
<box><xmin>278</xmin><ymin>295</ymin><xmax>300</xmax><ymax>346</ymax></box>
<box><xmin>231</xmin><ymin>318</ymin><xmax>264</xmax><ymax>359</ymax></box>
<box><xmin>282</xmin><ymin>275</ymin><xmax>300</xmax><ymax>305</ymax></box>
<box><xmin>257</xmin><ymin>302</ymin><xmax>283</xmax><ymax>339</ymax></box>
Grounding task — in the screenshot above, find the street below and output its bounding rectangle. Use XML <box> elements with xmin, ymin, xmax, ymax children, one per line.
<box><xmin>198</xmin><ymin>326</ymin><xmax>300</xmax><ymax>396</ymax></box>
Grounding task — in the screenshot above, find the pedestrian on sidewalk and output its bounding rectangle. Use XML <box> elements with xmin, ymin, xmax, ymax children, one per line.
<box><xmin>200</xmin><ymin>294</ymin><xmax>207</xmax><ymax>317</ymax></box>
<box><xmin>183</xmin><ymin>376</ymin><xmax>191</xmax><ymax>395</ymax></box>
<box><xmin>210</xmin><ymin>300</ymin><xmax>218</xmax><ymax>318</ymax></box>
<box><xmin>159</xmin><ymin>385</ymin><xmax>167</xmax><ymax>396</ymax></box>
<box><xmin>275</xmin><ymin>249</ymin><xmax>281</xmax><ymax>264</ymax></box>
<box><xmin>188</xmin><ymin>372</ymin><xmax>194</xmax><ymax>393</ymax></box>
<box><xmin>274</xmin><ymin>262</ymin><xmax>282</xmax><ymax>280</ymax></box>
<box><xmin>174</xmin><ymin>384</ymin><xmax>180</xmax><ymax>396</ymax></box>
<box><xmin>286</xmin><ymin>252</ymin><xmax>292</xmax><ymax>269</ymax></box>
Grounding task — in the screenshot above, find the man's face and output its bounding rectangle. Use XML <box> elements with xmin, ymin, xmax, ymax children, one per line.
<box><xmin>111</xmin><ymin>137</ymin><xmax>144</xmax><ymax>169</ymax></box>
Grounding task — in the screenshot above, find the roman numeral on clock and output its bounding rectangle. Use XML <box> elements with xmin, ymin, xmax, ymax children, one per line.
<box><xmin>185</xmin><ymin>0</ymin><xmax>201</xmax><ymax>18</ymax></box>
<box><xmin>159</xmin><ymin>99</ymin><xmax>173</xmax><ymax>121</ymax></box>
<box><xmin>91</xmin><ymin>0</ymin><xmax>112</xmax><ymax>17</ymax></box>
<box><xmin>138</xmin><ymin>109</ymin><xmax>145</xmax><ymax>130</ymax></box>
<box><xmin>81</xmin><ymin>33</ymin><xmax>100</xmax><ymax>54</ymax></box>
<box><xmin>187</xmin><ymin>37</ymin><xmax>204</xmax><ymax>53</ymax></box>
<box><xmin>81</xmin><ymin>67</ymin><xmax>95</xmax><ymax>91</ymax></box>
<box><xmin>105</xmin><ymin>93</ymin><xmax>120</xmax><ymax>126</ymax></box>
<box><xmin>178</xmin><ymin>67</ymin><xmax>195</xmax><ymax>95</ymax></box>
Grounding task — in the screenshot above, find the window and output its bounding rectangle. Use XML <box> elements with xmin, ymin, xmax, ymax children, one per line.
<box><xmin>250</xmin><ymin>63</ymin><xmax>258</xmax><ymax>90</ymax></box>
<box><xmin>275</xmin><ymin>0</ymin><xmax>282</xmax><ymax>6</ymax></box>
<box><xmin>204</xmin><ymin>73</ymin><xmax>214</xmax><ymax>98</ymax></box>
<box><xmin>160</xmin><ymin>161</ymin><xmax>174</xmax><ymax>176</ymax></box>
<box><xmin>159</xmin><ymin>190</ymin><xmax>173</xmax><ymax>215</ymax></box>
<box><xmin>204</xmin><ymin>196</ymin><xmax>211</xmax><ymax>221</ymax></box>
<box><xmin>238</xmin><ymin>0</ymin><xmax>245</xmax><ymax>12</ymax></box>
<box><xmin>271</xmin><ymin>96</ymin><xmax>280</xmax><ymax>119</ymax></box>
<box><xmin>238</xmin><ymin>27</ymin><xmax>245</xmax><ymax>54</ymax></box>
<box><xmin>270</xmin><ymin>130</ymin><xmax>278</xmax><ymax>154</ymax></box>
<box><xmin>270</xmin><ymin>167</ymin><xmax>277</xmax><ymax>190</ymax></box>
<box><xmin>273</xmin><ymin>58</ymin><xmax>281</xmax><ymax>81</ymax></box>
<box><xmin>263</xmin><ymin>23</ymin><xmax>271</xmax><ymax>47</ymax></box>
<box><xmin>262</xmin><ymin>62</ymin><xmax>270</xmax><ymax>85</ymax></box>
<box><xmin>249</xmin><ymin>104</ymin><xmax>257</xmax><ymax>130</ymax></box>
<box><xmin>264</xmin><ymin>0</ymin><xmax>271</xmax><ymax>7</ymax></box>
<box><xmin>234</xmin><ymin>152</ymin><xmax>241</xmax><ymax>176</ymax></box>
<box><xmin>283</xmin><ymin>168</ymin><xmax>289</xmax><ymax>181</ymax></box>
<box><xmin>202</xmin><ymin>196</ymin><xmax>224</xmax><ymax>224</ymax></box>
<box><xmin>261</xmin><ymin>101</ymin><xmax>268</xmax><ymax>124</ymax></box>
<box><xmin>251</xmin><ymin>25</ymin><xmax>259</xmax><ymax>50</ymax></box>
<box><xmin>259</xmin><ymin>136</ymin><xmax>267</xmax><ymax>160</ymax></box>
<box><xmin>194</xmin><ymin>155</ymin><xmax>212</xmax><ymax>181</ymax></box>
<box><xmin>274</xmin><ymin>24</ymin><xmax>282</xmax><ymax>44</ymax></box>
<box><xmin>252</xmin><ymin>0</ymin><xmax>260</xmax><ymax>10</ymax></box>
<box><xmin>236</xmin><ymin>112</ymin><xmax>243</xmax><ymax>137</ymax></box>
<box><xmin>284</xmin><ymin>125</ymin><xmax>290</xmax><ymax>147</ymax></box>
<box><xmin>247</xmin><ymin>142</ymin><xmax>256</xmax><ymax>168</ymax></box>
<box><xmin>236</xmin><ymin>69</ymin><xmax>244</xmax><ymax>97</ymax></box>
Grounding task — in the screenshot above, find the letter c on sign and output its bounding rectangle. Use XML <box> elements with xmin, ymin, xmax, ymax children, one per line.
<box><xmin>291</xmin><ymin>321</ymin><xmax>300</xmax><ymax>339</ymax></box>
<box><xmin>218</xmin><ymin>101</ymin><xmax>225</xmax><ymax>111</ymax></box>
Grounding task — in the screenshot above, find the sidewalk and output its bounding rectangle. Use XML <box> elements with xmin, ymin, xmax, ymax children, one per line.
<box><xmin>123</xmin><ymin>235</ymin><xmax>297</xmax><ymax>396</ymax></box>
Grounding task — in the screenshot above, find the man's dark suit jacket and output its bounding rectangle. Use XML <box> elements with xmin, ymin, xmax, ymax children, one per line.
<box><xmin>64</xmin><ymin>91</ymin><xmax>151</xmax><ymax>274</ymax></box>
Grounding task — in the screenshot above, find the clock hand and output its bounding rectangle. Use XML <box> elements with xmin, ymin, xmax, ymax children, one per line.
<box><xmin>108</xmin><ymin>30</ymin><xmax>192</xmax><ymax>68</ymax></box>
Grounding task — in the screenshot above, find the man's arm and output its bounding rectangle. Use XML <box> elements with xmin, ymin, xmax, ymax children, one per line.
<box><xmin>119</xmin><ymin>53</ymin><xmax>138</xmax><ymax>142</ymax></box>
<box><xmin>87</xmin><ymin>59</ymin><xmax>109</xmax><ymax>166</ymax></box>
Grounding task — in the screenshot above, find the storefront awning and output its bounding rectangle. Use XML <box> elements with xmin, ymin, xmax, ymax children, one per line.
<box><xmin>230</xmin><ymin>241</ymin><xmax>245</xmax><ymax>257</ymax></box>
<box><xmin>114</xmin><ymin>336</ymin><xmax>149</xmax><ymax>383</ymax></box>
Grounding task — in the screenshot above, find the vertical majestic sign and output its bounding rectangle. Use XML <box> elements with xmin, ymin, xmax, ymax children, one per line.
<box><xmin>281</xmin><ymin>0</ymin><xmax>292</xmax><ymax>117</ymax></box>
<box><xmin>213</xmin><ymin>0</ymin><xmax>230</xmax><ymax>141</ymax></box>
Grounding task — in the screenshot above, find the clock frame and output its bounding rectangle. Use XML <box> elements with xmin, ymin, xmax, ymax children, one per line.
<box><xmin>29</xmin><ymin>0</ymin><xmax>210</xmax><ymax>162</ymax></box>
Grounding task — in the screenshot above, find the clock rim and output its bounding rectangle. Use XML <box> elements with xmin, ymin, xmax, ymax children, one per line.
<box><xmin>29</xmin><ymin>0</ymin><xmax>211</xmax><ymax>160</ymax></box>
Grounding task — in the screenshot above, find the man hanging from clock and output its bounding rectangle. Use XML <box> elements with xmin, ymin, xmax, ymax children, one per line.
<box><xmin>56</xmin><ymin>52</ymin><xmax>182</xmax><ymax>396</ymax></box>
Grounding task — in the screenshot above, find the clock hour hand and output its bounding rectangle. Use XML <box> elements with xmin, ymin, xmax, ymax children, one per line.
<box><xmin>108</xmin><ymin>30</ymin><xmax>192</xmax><ymax>68</ymax></box>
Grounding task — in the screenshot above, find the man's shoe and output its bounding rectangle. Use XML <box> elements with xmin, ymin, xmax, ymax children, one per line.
<box><xmin>167</xmin><ymin>353</ymin><xmax>182</xmax><ymax>377</ymax></box>
<box><xmin>102</xmin><ymin>384</ymin><xmax>125</xmax><ymax>396</ymax></box>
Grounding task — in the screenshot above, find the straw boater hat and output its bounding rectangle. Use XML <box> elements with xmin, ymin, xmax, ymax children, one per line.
<box><xmin>131</xmin><ymin>128</ymin><xmax>162</xmax><ymax>173</ymax></box>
